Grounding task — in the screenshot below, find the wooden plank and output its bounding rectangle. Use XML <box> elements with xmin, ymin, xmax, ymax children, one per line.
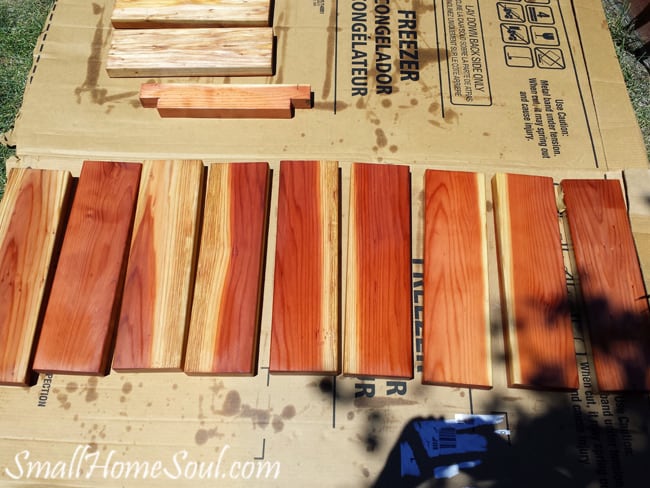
<box><xmin>111</xmin><ymin>0</ymin><xmax>271</xmax><ymax>29</ymax></box>
<box><xmin>112</xmin><ymin>160</ymin><xmax>204</xmax><ymax>372</ymax></box>
<box><xmin>423</xmin><ymin>170</ymin><xmax>491</xmax><ymax>388</ymax></box>
<box><xmin>493</xmin><ymin>173</ymin><xmax>578</xmax><ymax>390</ymax></box>
<box><xmin>270</xmin><ymin>161</ymin><xmax>339</xmax><ymax>374</ymax></box>
<box><xmin>139</xmin><ymin>83</ymin><xmax>312</xmax><ymax>119</ymax></box>
<box><xmin>32</xmin><ymin>162</ymin><xmax>142</xmax><ymax>375</ymax></box>
<box><xmin>184</xmin><ymin>162</ymin><xmax>269</xmax><ymax>375</ymax></box>
<box><xmin>107</xmin><ymin>28</ymin><xmax>274</xmax><ymax>78</ymax></box>
<box><xmin>0</xmin><ymin>169</ymin><xmax>72</xmax><ymax>386</ymax></box>
<box><xmin>343</xmin><ymin>163</ymin><xmax>412</xmax><ymax>378</ymax></box>
<box><xmin>562</xmin><ymin>179</ymin><xmax>650</xmax><ymax>392</ymax></box>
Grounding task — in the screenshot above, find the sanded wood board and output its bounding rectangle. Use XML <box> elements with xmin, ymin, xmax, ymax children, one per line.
<box><xmin>0</xmin><ymin>169</ymin><xmax>72</xmax><ymax>386</ymax></box>
<box><xmin>562</xmin><ymin>179</ymin><xmax>650</xmax><ymax>392</ymax></box>
<box><xmin>270</xmin><ymin>161</ymin><xmax>339</xmax><ymax>374</ymax></box>
<box><xmin>32</xmin><ymin>161</ymin><xmax>142</xmax><ymax>375</ymax></box>
<box><xmin>185</xmin><ymin>162</ymin><xmax>269</xmax><ymax>375</ymax></box>
<box><xmin>111</xmin><ymin>0</ymin><xmax>271</xmax><ymax>28</ymax></box>
<box><xmin>107</xmin><ymin>27</ymin><xmax>274</xmax><ymax>77</ymax></box>
<box><xmin>139</xmin><ymin>83</ymin><xmax>312</xmax><ymax>118</ymax></box>
<box><xmin>423</xmin><ymin>170</ymin><xmax>491</xmax><ymax>388</ymax></box>
<box><xmin>493</xmin><ymin>173</ymin><xmax>578</xmax><ymax>390</ymax></box>
<box><xmin>112</xmin><ymin>160</ymin><xmax>204</xmax><ymax>372</ymax></box>
<box><xmin>343</xmin><ymin>163</ymin><xmax>413</xmax><ymax>378</ymax></box>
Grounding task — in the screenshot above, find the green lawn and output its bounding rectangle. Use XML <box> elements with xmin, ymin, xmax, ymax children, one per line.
<box><xmin>0</xmin><ymin>0</ymin><xmax>55</xmax><ymax>198</ymax></box>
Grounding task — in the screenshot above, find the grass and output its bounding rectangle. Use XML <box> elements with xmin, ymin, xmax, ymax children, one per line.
<box><xmin>0</xmin><ymin>0</ymin><xmax>648</xmax><ymax>200</ymax></box>
<box><xmin>0</xmin><ymin>0</ymin><xmax>55</xmax><ymax>199</ymax></box>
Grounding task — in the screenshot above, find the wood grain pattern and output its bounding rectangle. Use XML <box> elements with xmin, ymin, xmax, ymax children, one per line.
<box><xmin>112</xmin><ymin>0</ymin><xmax>271</xmax><ymax>28</ymax></box>
<box><xmin>493</xmin><ymin>173</ymin><xmax>578</xmax><ymax>390</ymax></box>
<box><xmin>107</xmin><ymin>28</ymin><xmax>274</xmax><ymax>78</ymax></box>
<box><xmin>562</xmin><ymin>179</ymin><xmax>650</xmax><ymax>392</ymax></box>
<box><xmin>185</xmin><ymin>163</ymin><xmax>269</xmax><ymax>375</ymax></box>
<box><xmin>139</xmin><ymin>83</ymin><xmax>312</xmax><ymax>119</ymax></box>
<box><xmin>112</xmin><ymin>160</ymin><xmax>203</xmax><ymax>371</ymax></box>
<box><xmin>423</xmin><ymin>170</ymin><xmax>491</xmax><ymax>388</ymax></box>
<box><xmin>32</xmin><ymin>162</ymin><xmax>142</xmax><ymax>375</ymax></box>
<box><xmin>0</xmin><ymin>169</ymin><xmax>72</xmax><ymax>386</ymax></box>
<box><xmin>270</xmin><ymin>161</ymin><xmax>339</xmax><ymax>374</ymax></box>
<box><xmin>343</xmin><ymin>163</ymin><xmax>412</xmax><ymax>378</ymax></box>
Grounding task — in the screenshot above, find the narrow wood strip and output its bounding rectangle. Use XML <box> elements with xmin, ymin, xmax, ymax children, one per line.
<box><xmin>562</xmin><ymin>179</ymin><xmax>650</xmax><ymax>392</ymax></box>
<box><xmin>343</xmin><ymin>163</ymin><xmax>412</xmax><ymax>378</ymax></box>
<box><xmin>270</xmin><ymin>161</ymin><xmax>339</xmax><ymax>374</ymax></box>
<box><xmin>113</xmin><ymin>160</ymin><xmax>203</xmax><ymax>371</ymax></box>
<box><xmin>112</xmin><ymin>0</ymin><xmax>271</xmax><ymax>28</ymax></box>
<box><xmin>185</xmin><ymin>162</ymin><xmax>269</xmax><ymax>375</ymax></box>
<box><xmin>139</xmin><ymin>83</ymin><xmax>312</xmax><ymax>119</ymax></box>
<box><xmin>32</xmin><ymin>162</ymin><xmax>142</xmax><ymax>375</ymax></box>
<box><xmin>107</xmin><ymin>28</ymin><xmax>274</xmax><ymax>78</ymax></box>
<box><xmin>0</xmin><ymin>169</ymin><xmax>72</xmax><ymax>386</ymax></box>
<box><xmin>493</xmin><ymin>173</ymin><xmax>578</xmax><ymax>390</ymax></box>
<box><xmin>423</xmin><ymin>170</ymin><xmax>491</xmax><ymax>388</ymax></box>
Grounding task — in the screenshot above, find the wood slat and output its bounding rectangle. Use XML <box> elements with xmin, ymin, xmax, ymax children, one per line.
<box><xmin>343</xmin><ymin>163</ymin><xmax>412</xmax><ymax>378</ymax></box>
<box><xmin>0</xmin><ymin>169</ymin><xmax>72</xmax><ymax>386</ymax></box>
<box><xmin>112</xmin><ymin>160</ymin><xmax>203</xmax><ymax>371</ymax></box>
<box><xmin>562</xmin><ymin>179</ymin><xmax>650</xmax><ymax>392</ymax></box>
<box><xmin>107</xmin><ymin>28</ymin><xmax>274</xmax><ymax>78</ymax></box>
<box><xmin>493</xmin><ymin>173</ymin><xmax>578</xmax><ymax>390</ymax></box>
<box><xmin>270</xmin><ymin>161</ymin><xmax>339</xmax><ymax>374</ymax></box>
<box><xmin>111</xmin><ymin>0</ymin><xmax>271</xmax><ymax>29</ymax></box>
<box><xmin>423</xmin><ymin>170</ymin><xmax>491</xmax><ymax>388</ymax></box>
<box><xmin>139</xmin><ymin>83</ymin><xmax>312</xmax><ymax>119</ymax></box>
<box><xmin>185</xmin><ymin>163</ymin><xmax>269</xmax><ymax>375</ymax></box>
<box><xmin>32</xmin><ymin>162</ymin><xmax>142</xmax><ymax>375</ymax></box>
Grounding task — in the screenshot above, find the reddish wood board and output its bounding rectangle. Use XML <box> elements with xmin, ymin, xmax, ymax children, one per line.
<box><xmin>270</xmin><ymin>161</ymin><xmax>339</xmax><ymax>374</ymax></box>
<box><xmin>140</xmin><ymin>83</ymin><xmax>312</xmax><ymax>119</ymax></box>
<box><xmin>0</xmin><ymin>169</ymin><xmax>72</xmax><ymax>385</ymax></box>
<box><xmin>112</xmin><ymin>160</ymin><xmax>204</xmax><ymax>371</ymax></box>
<box><xmin>185</xmin><ymin>163</ymin><xmax>269</xmax><ymax>375</ymax></box>
<box><xmin>343</xmin><ymin>163</ymin><xmax>412</xmax><ymax>378</ymax></box>
<box><xmin>493</xmin><ymin>173</ymin><xmax>578</xmax><ymax>390</ymax></box>
<box><xmin>423</xmin><ymin>170</ymin><xmax>491</xmax><ymax>388</ymax></box>
<box><xmin>32</xmin><ymin>161</ymin><xmax>141</xmax><ymax>375</ymax></box>
<box><xmin>562</xmin><ymin>178</ymin><xmax>650</xmax><ymax>392</ymax></box>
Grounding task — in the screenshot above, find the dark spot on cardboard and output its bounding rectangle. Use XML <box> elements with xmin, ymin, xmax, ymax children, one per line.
<box><xmin>411</xmin><ymin>98</ymin><xmax>419</xmax><ymax>106</ymax></box>
<box><xmin>347</xmin><ymin>411</ymin><xmax>355</xmax><ymax>421</ymax></box>
<box><xmin>389</xmin><ymin>145</ymin><xmax>398</xmax><ymax>153</ymax></box>
<box><xmin>272</xmin><ymin>415</ymin><xmax>284</xmax><ymax>432</ymax></box>
<box><xmin>220</xmin><ymin>390</ymin><xmax>241</xmax><ymax>416</ymax></box>
<box><xmin>382</xmin><ymin>99</ymin><xmax>392</xmax><ymax>108</ymax></box>
<box><xmin>120</xmin><ymin>396</ymin><xmax>126</xmax><ymax>403</ymax></box>
<box><xmin>363</xmin><ymin>467</ymin><xmax>370</xmax><ymax>478</ymax></box>
<box><xmin>122</xmin><ymin>382</ymin><xmax>132</xmax><ymax>394</ymax></box>
<box><xmin>241</xmin><ymin>405</ymin><xmax>271</xmax><ymax>429</ymax></box>
<box><xmin>281</xmin><ymin>405</ymin><xmax>296</xmax><ymax>420</ymax></box>
<box><xmin>88</xmin><ymin>443</ymin><xmax>98</xmax><ymax>453</ymax></box>
<box><xmin>195</xmin><ymin>429</ymin><xmax>209</xmax><ymax>445</ymax></box>
<box><xmin>66</xmin><ymin>382</ymin><xmax>78</xmax><ymax>393</ymax></box>
<box><xmin>428</xmin><ymin>102</ymin><xmax>439</xmax><ymax>114</ymax></box>
<box><xmin>319</xmin><ymin>378</ymin><xmax>333</xmax><ymax>393</ymax></box>
<box><xmin>172</xmin><ymin>384</ymin><xmax>178</xmax><ymax>390</ymax></box>
<box><xmin>356</xmin><ymin>98</ymin><xmax>366</xmax><ymax>109</ymax></box>
<box><xmin>375</xmin><ymin>128</ymin><xmax>387</xmax><ymax>148</ymax></box>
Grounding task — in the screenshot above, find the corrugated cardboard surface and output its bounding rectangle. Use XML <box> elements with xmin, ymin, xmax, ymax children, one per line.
<box><xmin>2</xmin><ymin>1</ymin><xmax>650</xmax><ymax>487</ymax></box>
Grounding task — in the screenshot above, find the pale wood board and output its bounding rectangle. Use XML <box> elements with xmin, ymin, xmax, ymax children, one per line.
<box><xmin>107</xmin><ymin>27</ymin><xmax>274</xmax><ymax>77</ymax></box>
<box><xmin>111</xmin><ymin>0</ymin><xmax>271</xmax><ymax>28</ymax></box>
